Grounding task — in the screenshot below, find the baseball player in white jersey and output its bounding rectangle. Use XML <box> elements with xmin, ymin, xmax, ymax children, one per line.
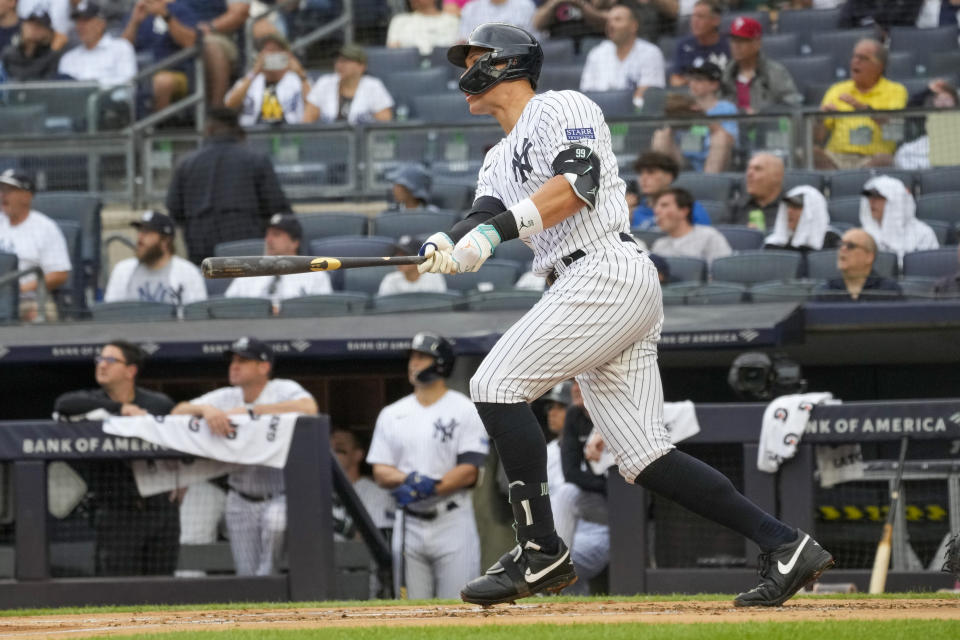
<box><xmin>366</xmin><ymin>332</ymin><xmax>489</xmax><ymax>599</ymax></box>
<box><xmin>172</xmin><ymin>336</ymin><xmax>318</xmax><ymax>576</ymax></box>
<box><xmin>418</xmin><ymin>23</ymin><xmax>833</xmax><ymax>607</ymax></box>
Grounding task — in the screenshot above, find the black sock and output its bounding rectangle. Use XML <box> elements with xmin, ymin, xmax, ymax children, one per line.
<box><xmin>475</xmin><ymin>401</ymin><xmax>560</xmax><ymax>553</ymax></box>
<box><xmin>636</xmin><ymin>449</ymin><xmax>797</xmax><ymax>552</ymax></box>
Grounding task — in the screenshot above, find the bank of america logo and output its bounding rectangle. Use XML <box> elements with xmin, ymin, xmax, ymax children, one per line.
<box><xmin>950</xmin><ymin>412</ymin><xmax>960</xmax><ymax>426</ymax></box>
<box><xmin>291</xmin><ymin>339</ymin><xmax>310</xmax><ymax>353</ymax></box>
<box><xmin>140</xmin><ymin>342</ymin><xmax>159</xmax><ymax>355</ymax></box>
<box><xmin>739</xmin><ymin>329</ymin><xmax>759</xmax><ymax>342</ymax></box>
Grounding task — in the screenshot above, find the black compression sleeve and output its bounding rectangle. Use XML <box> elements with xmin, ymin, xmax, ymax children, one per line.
<box><xmin>489</xmin><ymin>210</ymin><xmax>519</xmax><ymax>242</ymax></box>
<box><xmin>449</xmin><ymin>195</ymin><xmax>506</xmax><ymax>242</ymax></box>
<box><xmin>54</xmin><ymin>390</ymin><xmax>122</xmax><ymax>417</ymax></box>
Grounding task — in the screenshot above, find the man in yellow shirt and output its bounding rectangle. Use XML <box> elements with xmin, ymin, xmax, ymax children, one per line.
<box><xmin>814</xmin><ymin>38</ymin><xmax>907</xmax><ymax>170</ymax></box>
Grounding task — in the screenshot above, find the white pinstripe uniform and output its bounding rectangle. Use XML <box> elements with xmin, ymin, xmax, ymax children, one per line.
<box><xmin>469</xmin><ymin>90</ymin><xmax>673</xmax><ymax>484</ymax></box>
<box><xmin>366</xmin><ymin>390</ymin><xmax>489</xmax><ymax>599</ymax></box>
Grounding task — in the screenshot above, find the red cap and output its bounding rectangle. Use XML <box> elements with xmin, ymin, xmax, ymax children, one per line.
<box><xmin>729</xmin><ymin>16</ymin><xmax>762</xmax><ymax>39</ymax></box>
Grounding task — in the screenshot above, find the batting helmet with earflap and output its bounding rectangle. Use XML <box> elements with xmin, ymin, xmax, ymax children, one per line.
<box><xmin>447</xmin><ymin>23</ymin><xmax>544</xmax><ymax>95</ymax></box>
<box><xmin>410</xmin><ymin>332</ymin><xmax>455</xmax><ymax>383</ymax></box>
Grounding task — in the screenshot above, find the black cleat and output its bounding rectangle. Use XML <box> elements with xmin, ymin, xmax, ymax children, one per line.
<box><xmin>461</xmin><ymin>540</ymin><xmax>577</xmax><ymax>606</ymax></box>
<box><xmin>734</xmin><ymin>530</ymin><xmax>834</xmax><ymax>607</ymax></box>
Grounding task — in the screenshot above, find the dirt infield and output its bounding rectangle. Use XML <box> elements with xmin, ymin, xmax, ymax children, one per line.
<box><xmin>1</xmin><ymin>599</ymin><xmax>958</xmax><ymax>638</ymax></box>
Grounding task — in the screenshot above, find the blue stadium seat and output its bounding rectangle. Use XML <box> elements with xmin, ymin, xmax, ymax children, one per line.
<box><xmin>343</xmin><ymin>265</ymin><xmax>395</xmax><ymax>295</ymax></box>
<box><xmin>278</xmin><ymin>292</ymin><xmax>369</xmax><ymax>317</ymax></box>
<box><xmin>902</xmin><ymin>248</ymin><xmax>959</xmax><ymax>278</ymax></box>
<box><xmin>686</xmin><ymin>282</ymin><xmax>748</xmax><ymax>305</ymax></box>
<box><xmin>700</xmin><ymin>200</ymin><xmax>729</xmax><ymax>223</ymax></box>
<box><xmin>214</xmin><ymin>239</ymin><xmax>264</xmax><ymax>257</ymax></box>
<box><xmin>582</xmin><ymin>90</ymin><xmax>636</xmax><ymax>117</ymax></box>
<box><xmin>778</xmin><ymin>9</ymin><xmax>843</xmax><ymax>47</ymax></box>
<box><xmin>827</xmin><ymin>197</ymin><xmax>861</xmax><ymax>225</ymax></box>
<box><xmin>715</xmin><ymin>225</ymin><xmax>765</xmax><ymax>251</ymax></box>
<box><xmin>370</xmin><ymin>211</ymin><xmax>459</xmax><ymax>238</ymax></box>
<box><xmin>777</xmin><ymin>56</ymin><xmax>833</xmax><ymax>97</ymax></box>
<box><xmin>750</xmin><ymin>279</ymin><xmax>817</xmax><ymax>303</ymax></box>
<box><xmin>661</xmin><ymin>282</ymin><xmax>697</xmax><ymax>305</ymax></box>
<box><xmin>495</xmin><ymin>239</ymin><xmax>534</xmax><ymax>264</ymax></box>
<box><xmin>886</xmin><ymin>50</ymin><xmax>918</xmax><ymax>79</ymax></box>
<box><xmin>205</xmin><ymin>277</ymin><xmax>232</xmax><ymax>297</ymax></box>
<box><xmin>918</xmin><ymin>168</ymin><xmax>960</xmax><ymax>195</ymax></box>
<box><xmin>803</xmin><ymin>82</ymin><xmax>832</xmax><ymax>106</ymax></box>
<box><xmin>309</xmin><ymin>235</ymin><xmax>397</xmax><ymax>258</ymax></box>
<box><xmin>634</xmin><ymin>229</ymin><xmax>666</xmax><ymax>248</ymax></box>
<box><xmin>0</xmin><ymin>252</ymin><xmax>19</xmax><ymax>323</ymax></box>
<box><xmin>658</xmin><ymin>35</ymin><xmax>677</xmax><ymax>61</ymax></box>
<box><xmin>900</xmin><ymin>277</ymin><xmax>940</xmax><ymax>299</ymax></box>
<box><xmin>537</xmin><ymin>64</ymin><xmax>584</xmax><ymax>92</ymax></box>
<box><xmin>183</xmin><ymin>297</ymin><xmax>273</xmax><ymax>320</ymax></box>
<box><xmin>467</xmin><ymin>289</ymin><xmax>543</xmax><ymax>311</ymax></box>
<box><xmin>364</xmin><ymin>46</ymin><xmax>420</xmax><ymax>78</ymax></box>
<box><xmin>673</xmin><ymin>173</ymin><xmax>737</xmax><ymax>203</ymax></box>
<box><xmin>916</xmin><ymin>193</ymin><xmax>960</xmax><ymax>228</ymax></box>
<box><xmin>0</xmin><ymin>105</ymin><xmax>45</xmax><ymax>135</ymax></box>
<box><xmin>33</xmin><ymin>192</ymin><xmax>102</xmax><ymax>299</ymax></box>
<box><xmin>412</xmin><ymin>93</ymin><xmax>477</xmax><ymax>123</ymax></box>
<box><xmin>430</xmin><ymin>182</ymin><xmax>474</xmax><ymax>211</ymax></box>
<box><xmin>805</xmin><ymin>249</ymin><xmax>899</xmax><ymax>279</ymax></box>
<box><xmin>783</xmin><ymin>171</ymin><xmax>827</xmax><ymax>193</ymax></box>
<box><xmin>889</xmin><ymin>26</ymin><xmax>959</xmax><ymax>68</ymax></box>
<box><xmin>297</xmin><ymin>213</ymin><xmax>369</xmax><ymax>246</ymax></box>
<box><xmin>53</xmin><ymin>219</ymin><xmax>84</xmax><ymax>317</ymax></box>
<box><xmin>370</xmin><ymin>291</ymin><xmax>464</xmax><ymax>313</ymax></box>
<box><xmin>761</xmin><ymin>33</ymin><xmax>800</xmax><ymax>59</ymax></box>
<box><xmin>711</xmin><ymin>250</ymin><xmax>803</xmax><ymax>284</ymax></box>
<box><xmin>541</xmin><ymin>38</ymin><xmax>576</xmax><ymax>65</ymax></box>
<box><xmin>662</xmin><ymin>255</ymin><xmax>707</xmax><ymax>283</ymax></box>
<box><xmin>921</xmin><ymin>220</ymin><xmax>955</xmax><ymax>246</ymax></box>
<box><xmin>829</xmin><ymin>170</ymin><xmax>916</xmax><ymax>198</ymax></box>
<box><xmin>444</xmin><ymin>259</ymin><xmax>521</xmax><ymax>292</ymax></box>
<box><xmin>809</xmin><ymin>29</ymin><xmax>875</xmax><ymax>79</ymax></box>
<box><xmin>384</xmin><ymin>68</ymin><xmax>450</xmax><ymax>117</ymax></box>
<box><xmin>90</xmin><ymin>301</ymin><xmax>177</xmax><ymax>322</ymax></box>
<box><xmin>930</xmin><ymin>50</ymin><xmax>960</xmax><ymax>78</ymax></box>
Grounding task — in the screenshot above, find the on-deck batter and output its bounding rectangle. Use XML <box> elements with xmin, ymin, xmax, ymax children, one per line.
<box><xmin>417</xmin><ymin>21</ymin><xmax>834</xmax><ymax>607</ymax></box>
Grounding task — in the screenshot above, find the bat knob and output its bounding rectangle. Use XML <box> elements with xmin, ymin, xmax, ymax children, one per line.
<box><xmin>200</xmin><ymin>258</ymin><xmax>215</xmax><ymax>278</ymax></box>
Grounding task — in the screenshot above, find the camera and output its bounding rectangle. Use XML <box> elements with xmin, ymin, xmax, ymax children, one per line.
<box><xmin>727</xmin><ymin>352</ymin><xmax>807</xmax><ymax>401</ymax></box>
<box><xmin>263</xmin><ymin>52</ymin><xmax>289</xmax><ymax>71</ymax></box>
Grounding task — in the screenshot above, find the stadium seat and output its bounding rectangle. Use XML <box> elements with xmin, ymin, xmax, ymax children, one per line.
<box><xmin>309</xmin><ymin>235</ymin><xmax>397</xmax><ymax>258</ymax></box>
<box><xmin>750</xmin><ymin>280</ymin><xmax>817</xmax><ymax>303</ymax></box>
<box><xmin>540</xmin><ymin>38</ymin><xmax>576</xmax><ymax>65</ymax></box>
<box><xmin>900</xmin><ymin>276</ymin><xmax>940</xmax><ymax>299</ymax></box>
<box><xmin>466</xmin><ymin>289</ymin><xmax>543</xmax><ymax>311</ymax></box>
<box><xmin>673</xmin><ymin>173</ymin><xmax>737</xmax><ymax>203</ymax></box>
<box><xmin>777</xmin><ymin>56</ymin><xmax>833</xmax><ymax>98</ymax></box>
<box><xmin>0</xmin><ymin>252</ymin><xmax>19</xmax><ymax>323</ymax></box>
<box><xmin>205</xmin><ymin>277</ymin><xmax>232</xmax><ymax>297</ymax></box>
<box><xmin>885</xmin><ymin>50</ymin><xmax>917</xmax><ymax>79</ymax></box>
<box><xmin>634</xmin><ymin>229</ymin><xmax>665</xmax><ymax>248</ymax></box>
<box><xmin>715</xmin><ymin>225</ymin><xmax>765</xmax><ymax>251</ymax></box>
<box><xmin>711</xmin><ymin>250</ymin><xmax>803</xmax><ymax>284</ymax></box>
<box><xmin>918</xmin><ymin>167</ymin><xmax>960</xmax><ymax>195</ymax></box>
<box><xmin>33</xmin><ymin>192</ymin><xmax>102</xmax><ymax>297</ymax></box>
<box><xmin>657</xmin><ymin>35</ymin><xmax>677</xmax><ymax>61</ymax></box>
<box><xmin>297</xmin><ymin>213</ymin><xmax>369</xmax><ymax>246</ymax></box>
<box><xmin>430</xmin><ymin>182</ymin><xmax>474</xmax><ymax>211</ymax></box>
<box><xmin>778</xmin><ymin>9</ymin><xmax>843</xmax><ymax>46</ymax></box>
<box><xmin>384</xmin><ymin>68</ymin><xmax>451</xmax><ymax>118</ymax></box>
<box><xmin>278</xmin><ymin>293</ymin><xmax>370</xmax><ymax>318</ymax></box>
<box><xmin>805</xmin><ymin>250</ymin><xmax>899</xmax><ymax>280</ymax></box>
<box><xmin>761</xmin><ymin>33</ymin><xmax>800</xmax><ymax>59</ymax></box>
<box><xmin>371</xmin><ymin>211</ymin><xmax>459</xmax><ymax>238</ymax></box>
<box><xmin>443</xmin><ymin>259</ymin><xmax>521</xmax><ymax>292</ymax></box>
<box><xmin>412</xmin><ymin>92</ymin><xmax>478</xmax><ymax>123</ymax></box>
<box><xmin>889</xmin><ymin>26</ymin><xmax>959</xmax><ymax>68</ymax></box>
<box><xmin>495</xmin><ymin>238</ymin><xmax>534</xmax><ymax>264</ymax></box>
<box><xmin>183</xmin><ymin>297</ymin><xmax>272</xmax><ymax>320</ymax></box>
<box><xmin>783</xmin><ymin>170</ymin><xmax>827</xmax><ymax>193</ymax></box>
<box><xmin>930</xmin><ymin>50</ymin><xmax>960</xmax><ymax>79</ymax></box>
<box><xmin>90</xmin><ymin>301</ymin><xmax>177</xmax><ymax>322</ymax></box>
<box><xmin>0</xmin><ymin>105</ymin><xmax>45</xmax><ymax>135</ymax></box>
<box><xmin>343</xmin><ymin>265</ymin><xmax>395</xmax><ymax>295</ymax></box>
<box><xmin>827</xmin><ymin>197</ymin><xmax>862</xmax><ymax>225</ymax></box>
<box><xmin>214</xmin><ymin>239</ymin><xmax>264</xmax><ymax>257</ymax></box>
<box><xmin>662</xmin><ymin>256</ymin><xmax>707</xmax><ymax>283</ymax></box>
<box><xmin>364</xmin><ymin>46</ymin><xmax>420</xmax><ymax>78</ymax></box>
<box><xmin>370</xmin><ymin>291</ymin><xmax>464</xmax><ymax>313</ymax></box>
<box><xmin>686</xmin><ymin>282</ymin><xmax>747</xmax><ymax>305</ymax></box>
<box><xmin>902</xmin><ymin>248</ymin><xmax>959</xmax><ymax>278</ymax></box>
<box><xmin>923</xmin><ymin>220</ymin><xmax>955</xmax><ymax>246</ymax></box>
<box><xmin>700</xmin><ymin>200</ymin><xmax>729</xmax><ymax>224</ymax></box>
<box><xmin>661</xmin><ymin>282</ymin><xmax>697</xmax><ymax>305</ymax></box>
<box><xmin>916</xmin><ymin>193</ymin><xmax>960</xmax><ymax>228</ymax></box>
<box><xmin>830</xmin><ymin>169</ymin><xmax>916</xmax><ymax>198</ymax></box>
<box><xmin>537</xmin><ymin>64</ymin><xmax>585</xmax><ymax>92</ymax></box>
<box><xmin>803</xmin><ymin>82</ymin><xmax>831</xmax><ymax>106</ymax></box>
<box><xmin>53</xmin><ymin>219</ymin><xmax>84</xmax><ymax>316</ymax></box>
<box><xmin>809</xmin><ymin>30</ymin><xmax>875</xmax><ymax>79</ymax></box>
<box><xmin>720</xmin><ymin>11</ymin><xmax>772</xmax><ymax>36</ymax></box>
<box><xmin>582</xmin><ymin>90</ymin><xmax>636</xmax><ymax>117</ymax></box>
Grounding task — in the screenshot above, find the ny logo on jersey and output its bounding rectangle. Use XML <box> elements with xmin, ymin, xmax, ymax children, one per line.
<box><xmin>512</xmin><ymin>138</ymin><xmax>533</xmax><ymax>184</ymax></box>
<box><xmin>433</xmin><ymin>417</ymin><xmax>458</xmax><ymax>443</ymax></box>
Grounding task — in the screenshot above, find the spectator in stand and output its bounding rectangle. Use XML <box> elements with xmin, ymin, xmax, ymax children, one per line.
<box><xmin>651</xmin><ymin>60</ymin><xmax>736</xmax><ymax>173</ymax></box>
<box><xmin>122</xmin><ymin>0</ymin><xmax>199</xmax><ymax>112</ymax></box>
<box><xmin>172</xmin><ymin>337</ymin><xmax>319</xmax><ymax>577</ymax></box>
<box><xmin>1</xmin><ymin>10</ymin><xmax>62</xmax><ymax>81</ymax></box>
<box><xmin>58</xmin><ymin>2</ymin><xmax>136</xmax><ymax>88</ymax></box>
<box><xmin>166</xmin><ymin>107</ymin><xmax>290</xmax><ymax>264</ymax></box>
<box><xmin>859</xmin><ymin>176</ymin><xmax>938</xmax><ymax>263</ymax></box>
<box><xmin>579</xmin><ymin>3</ymin><xmax>665</xmax><ymax>107</ymax></box>
<box><xmin>894</xmin><ymin>79</ymin><xmax>959</xmax><ymax>170</ymax></box>
<box><xmin>648</xmin><ymin>252</ymin><xmax>670</xmax><ymax>284</ymax></box>
<box><xmin>630</xmin><ymin>151</ymin><xmax>711</xmax><ymax>229</ymax></box>
<box><xmin>762</xmin><ymin>186</ymin><xmax>831</xmax><ymax>253</ymax></box>
<box><xmin>720</xmin><ymin>16</ymin><xmax>801</xmax><ymax>113</ymax></box>
<box><xmin>933</xmin><ymin>245</ymin><xmax>960</xmax><ymax>297</ymax></box>
<box><xmin>304</xmin><ymin>44</ymin><xmax>393</xmax><ymax>124</ymax></box>
<box><xmin>729</xmin><ymin>152</ymin><xmax>784</xmax><ymax>230</ymax></box>
<box><xmin>0</xmin><ymin>169</ymin><xmax>71</xmax><ymax>322</ymax></box>
<box><xmin>813</xmin><ymin>228</ymin><xmax>902</xmax><ymax>301</ymax></box>
<box><xmin>650</xmin><ymin>187</ymin><xmax>732</xmax><ymax>263</ymax></box>
<box><xmin>389</xmin><ymin>164</ymin><xmax>433</xmax><ymax>211</ymax></box>
<box><xmin>224</xmin><ymin>213</ymin><xmax>332</xmax><ymax>312</ymax></box>
<box><xmin>533</xmin><ymin>0</ymin><xmax>611</xmax><ymax>42</ymax></box>
<box><xmin>224</xmin><ymin>33</ymin><xmax>311</xmax><ymax>125</ymax></box>
<box><xmin>180</xmin><ymin>0</ymin><xmax>250</xmax><ymax>106</ymax></box>
<box><xmin>0</xmin><ymin>0</ymin><xmax>19</xmax><ymax>53</ymax></box>
<box><xmin>330</xmin><ymin>426</ymin><xmax>395</xmax><ymax>537</ymax></box>
<box><xmin>916</xmin><ymin>0</ymin><xmax>959</xmax><ymax>26</ymax></box>
<box><xmin>443</xmin><ymin>0</ymin><xmax>468</xmax><ymax>16</ymax></box>
<box><xmin>458</xmin><ymin>0</ymin><xmax>538</xmax><ymax>40</ymax></box>
<box><xmin>16</xmin><ymin>0</ymin><xmax>68</xmax><ymax>49</ymax></box>
<box><xmin>671</xmin><ymin>0</ymin><xmax>728</xmax><ymax>87</ymax></box>
<box><xmin>387</xmin><ymin>0</ymin><xmax>459</xmax><ymax>56</ymax></box>
<box><xmin>53</xmin><ymin>341</ymin><xmax>180</xmax><ymax>577</ymax></box>
<box><xmin>839</xmin><ymin>0</ymin><xmax>923</xmax><ymax>31</ymax></box>
<box><xmin>814</xmin><ymin>38</ymin><xmax>907</xmax><ymax>170</ymax></box>
<box><xmin>378</xmin><ymin>235</ymin><xmax>447</xmax><ymax>296</ymax></box>
<box><xmin>103</xmin><ymin>210</ymin><xmax>206</xmax><ymax>307</ymax></box>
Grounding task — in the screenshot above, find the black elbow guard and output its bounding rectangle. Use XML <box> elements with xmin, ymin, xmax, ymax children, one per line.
<box><xmin>552</xmin><ymin>144</ymin><xmax>601</xmax><ymax>210</ymax></box>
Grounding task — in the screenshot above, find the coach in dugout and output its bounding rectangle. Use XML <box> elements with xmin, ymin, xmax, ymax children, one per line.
<box><xmin>53</xmin><ymin>340</ymin><xmax>180</xmax><ymax>576</ymax></box>
<box><xmin>166</xmin><ymin>107</ymin><xmax>290</xmax><ymax>264</ymax></box>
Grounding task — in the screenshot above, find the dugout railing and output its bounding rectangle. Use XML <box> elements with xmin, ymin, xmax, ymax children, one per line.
<box><xmin>0</xmin><ymin>415</ymin><xmax>390</xmax><ymax>608</ymax></box>
<box><xmin>608</xmin><ymin>399</ymin><xmax>960</xmax><ymax>595</ymax></box>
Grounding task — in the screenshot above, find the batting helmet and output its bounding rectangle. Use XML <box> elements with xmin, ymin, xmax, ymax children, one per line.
<box><xmin>447</xmin><ymin>23</ymin><xmax>544</xmax><ymax>95</ymax></box>
<box><xmin>410</xmin><ymin>331</ymin><xmax>455</xmax><ymax>383</ymax></box>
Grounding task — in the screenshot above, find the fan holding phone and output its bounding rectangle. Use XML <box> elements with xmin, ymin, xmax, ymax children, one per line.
<box><xmin>224</xmin><ymin>32</ymin><xmax>312</xmax><ymax>125</ymax></box>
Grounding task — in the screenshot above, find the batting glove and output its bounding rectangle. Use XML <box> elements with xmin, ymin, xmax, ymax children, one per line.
<box><xmin>451</xmin><ymin>224</ymin><xmax>501</xmax><ymax>273</ymax></box>
<box><xmin>418</xmin><ymin>232</ymin><xmax>455</xmax><ymax>275</ymax></box>
<box><xmin>391</xmin><ymin>483</ymin><xmax>423</xmax><ymax>507</ymax></box>
<box><xmin>405</xmin><ymin>471</ymin><xmax>437</xmax><ymax>497</ymax></box>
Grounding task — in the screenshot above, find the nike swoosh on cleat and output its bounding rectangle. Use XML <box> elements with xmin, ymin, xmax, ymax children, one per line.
<box><xmin>778</xmin><ymin>535</ymin><xmax>810</xmax><ymax>575</ymax></box>
<box><xmin>524</xmin><ymin>550</ymin><xmax>569</xmax><ymax>584</ymax></box>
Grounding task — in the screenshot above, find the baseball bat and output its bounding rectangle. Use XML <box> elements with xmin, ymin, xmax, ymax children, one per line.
<box><xmin>201</xmin><ymin>255</ymin><xmax>427</xmax><ymax>279</ymax></box>
<box><xmin>868</xmin><ymin>436</ymin><xmax>909</xmax><ymax>594</ymax></box>
<box><xmin>398</xmin><ymin>507</ymin><xmax>408</xmax><ymax>600</ymax></box>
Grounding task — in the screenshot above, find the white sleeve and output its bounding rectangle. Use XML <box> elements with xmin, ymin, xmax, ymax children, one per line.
<box><xmin>579</xmin><ymin>49</ymin><xmax>603</xmax><ymax>92</ymax></box>
<box><xmin>364</xmin><ymin>77</ymin><xmax>395</xmax><ymax>114</ymax></box>
<box><xmin>423</xmin><ymin>273</ymin><xmax>447</xmax><ymax>292</ymax></box>
<box><xmin>57</xmin><ymin>50</ymin><xmax>76</xmax><ymax>79</ymax></box>
<box><xmin>178</xmin><ymin>261</ymin><xmax>208</xmax><ymax>304</ymax></box>
<box><xmin>377</xmin><ymin>272</ymin><xmax>399</xmax><ymax>296</ymax></box>
<box><xmin>918</xmin><ymin>223</ymin><xmax>940</xmax><ymax>250</ymax></box>
<box><xmin>637</xmin><ymin>46</ymin><xmax>666</xmax><ymax>88</ymax></box>
<box><xmin>50</xmin><ymin>0</ymin><xmax>72</xmax><ymax>35</ymax></box>
<box><xmin>267</xmin><ymin>379</ymin><xmax>314</xmax><ymax>403</ymax></box>
<box><xmin>103</xmin><ymin>259</ymin><xmax>134</xmax><ymax>302</ymax></box>
<box><xmin>224</xmin><ymin>278</ymin><xmax>246</xmax><ymax>297</ymax></box>
<box><xmin>366</xmin><ymin>410</ymin><xmax>398</xmax><ymax>466</ymax></box>
<box><xmin>472</xmin><ymin>144</ymin><xmax>503</xmax><ymax>201</ymax></box>
<box><xmin>456</xmin><ymin>401</ymin><xmax>489</xmax><ymax>457</ymax></box>
<box><xmin>192</xmin><ymin>387</ymin><xmax>236</xmax><ymax>409</ymax></box>
<box><xmin>307</xmin><ymin>272</ymin><xmax>333</xmax><ymax>295</ymax></box>
<box><xmin>707</xmin><ymin>229</ymin><xmax>733</xmax><ymax>262</ymax></box>
<box><xmin>40</xmin><ymin>219</ymin><xmax>72</xmax><ymax>274</ymax></box>
<box><xmin>458</xmin><ymin>5</ymin><xmax>476</xmax><ymax>40</ymax></box>
<box><xmin>386</xmin><ymin>15</ymin><xmax>402</xmax><ymax>46</ymax></box>
<box><xmin>117</xmin><ymin>39</ymin><xmax>138</xmax><ymax>84</ymax></box>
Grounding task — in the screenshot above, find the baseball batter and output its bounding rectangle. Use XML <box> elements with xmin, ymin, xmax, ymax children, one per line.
<box><xmin>366</xmin><ymin>332</ymin><xmax>489</xmax><ymax>599</ymax></box>
<box><xmin>418</xmin><ymin>23</ymin><xmax>833</xmax><ymax>607</ymax></box>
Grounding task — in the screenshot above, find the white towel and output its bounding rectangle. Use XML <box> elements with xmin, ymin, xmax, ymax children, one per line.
<box><xmin>103</xmin><ymin>413</ymin><xmax>299</xmax><ymax>469</ymax></box>
<box><xmin>764</xmin><ymin>185</ymin><xmax>831</xmax><ymax>250</ymax></box>
<box><xmin>758</xmin><ymin>392</ymin><xmax>834</xmax><ymax>473</ymax></box>
<box><xmin>859</xmin><ymin>175</ymin><xmax>939</xmax><ymax>263</ymax></box>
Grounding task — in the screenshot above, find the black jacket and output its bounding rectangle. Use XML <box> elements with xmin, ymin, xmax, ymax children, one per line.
<box><xmin>560</xmin><ymin>405</ymin><xmax>606</xmax><ymax>494</ymax></box>
<box><xmin>1</xmin><ymin>42</ymin><xmax>62</xmax><ymax>81</ymax></box>
<box><xmin>813</xmin><ymin>273</ymin><xmax>903</xmax><ymax>302</ymax></box>
<box><xmin>839</xmin><ymin>0</ymin><xmax>923</xmax><ymax>29</ymax></box>
<box><xmin>166</xmin><ymin>135</ymin><xmax>290</xmax><ymax>263</ymax></box>
<box><xmin>55</xmin><ymin>386</ymin><xmax>174</xmax><ymax>417</ymax></box>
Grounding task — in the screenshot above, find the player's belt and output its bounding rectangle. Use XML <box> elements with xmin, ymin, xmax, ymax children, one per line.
<box><xmin>231</xmin><ymin>488</ymin><xmax>284</xmax><ymax>503</ymax></box>
<box><xmin>546</xmin><ymin>232</ymin><xmax>637</xmax><ymax>286</ymax></box>
<box><xmin>405</xmin><ymin>501</ymin><xmax>460</xmax><ymax>521</ymax></box>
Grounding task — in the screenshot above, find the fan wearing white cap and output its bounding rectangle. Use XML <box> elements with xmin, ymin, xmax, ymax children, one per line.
<box><xmin>763</xmin><ymin>186</ymin><xmax>832</xmax><ymax>253</ymax></box>
<box><xmin>859</xmin><ymin>176</ymin><xmax>939</xmax><ymax>264</ymax></box>
<box><xmin>103</xmin><ymin>210</ymin><xmax>207</xmax><ymax>306</ymax></box>
<box><xmin>377</xmin><ymin>235</ymin><xmax>447</xmax><ymax>297</ymax></box>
